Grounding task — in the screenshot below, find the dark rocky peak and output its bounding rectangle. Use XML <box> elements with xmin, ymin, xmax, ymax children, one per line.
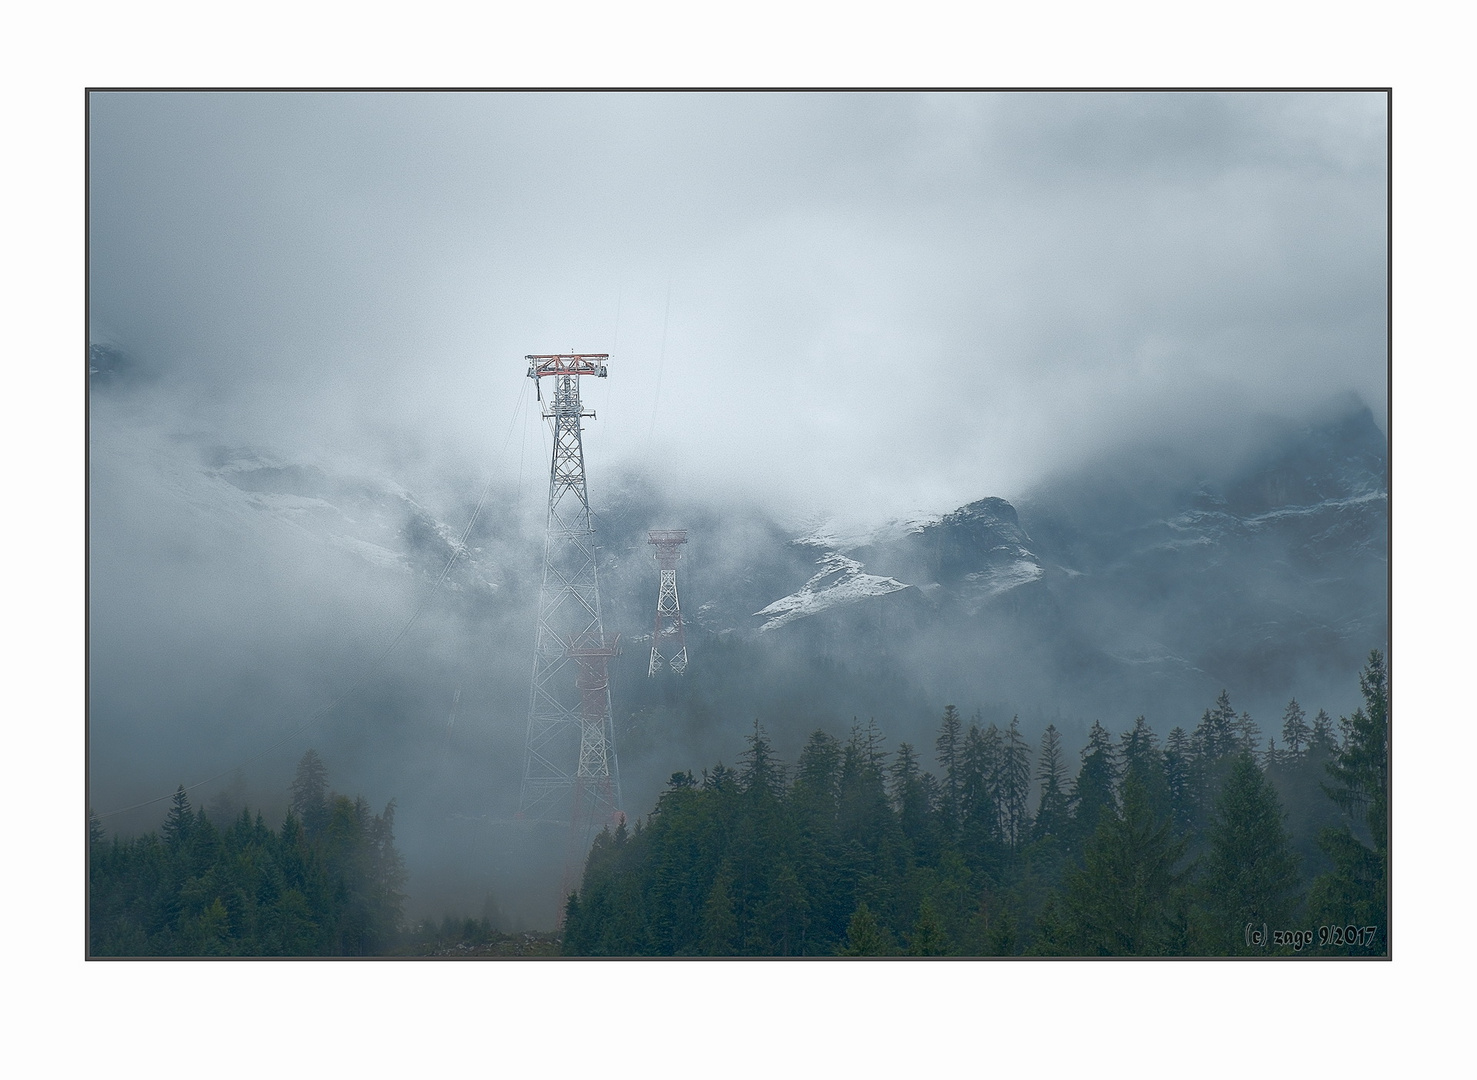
<box><xmin>848</xmin><ymin>495</ymin><xmax>1042</xmax><ymax>595</ymax></box>
<box><xmin>1017</xmin><ymin>395</ymin><xmax>1386</xmax><ymax>570</ymax></box>
<box><xmin>938</xmin><ymin>496</ymin><xmax>1029</xmax><ymax>543</ymax></box>
<box><xmin>1216</xmin><ymin>402</ymin><xmax>1387</xmax><ymax>517</ymax></box>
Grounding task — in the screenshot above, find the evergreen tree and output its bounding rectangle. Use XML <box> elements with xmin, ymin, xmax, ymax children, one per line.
<box><xmin>1032</xmin><ymin>724</ymin><xmax>1070</xmax><ymax>842</ymax></box>
<box><xmin>1309</xmin><ymin>651</ymin><xmax>1389</xmax><ymax>952</ymax></box>
<box><xmin>161</xmin><ymin>786</ymin><xmax>193</xmax><ymax>849</ymax></box>
<box><xmin>1190</xmin><ymin>691</ymin><xmax>1242</xmax><ymax>836</ymax></box>
<box><xmin>960</xmin><ymin>721</ymin><xmax>1002</xmax><ymax>855</ymax></box>
<box><xmin>290</xmin><ymin>750</ymin><xmax>330</xmax><ymax>839</ymax></box>
<box><xmin>838</xmin><ymin>900</ymin><xmax>896</xmax><ymax>956</ymax></box>
<box><xmin>738</xmin><ymin>720</ymin><xmax>785</xmax><ymax>798</ymax></box>
<box><xmin>1194</xmin><ymin>753</ymin><xmax>1302</xmax><ymax>955</ymax></box>
<box><xmin>791</xmin><ymin>730</ymin><xmax>844</xmax><ymax>951</ymax></box>
<box><xmin>906</xmin><ymin>897</ymin><xmax>950</xmax><ymax>956</ymax></box>
<box><xmin>1118</xmin><ymin>716</ymin><xmax>1156</xmax><ymax>773</ymax></box>
<box><xmin>1265</xmin><ymin>702</ymin><xmax>1344</xmax><ymax>881</ymax></box>
<box><xmin>888</xmin><ymin>742</ymin><xmax>930</xmax><ymax>847</ymax></box>
<box><xmin>1196</xmin><ymin>691</ymin><xmax>1238</xmax><ymax>762</ymax></box>
<box><xmin>1119</xmin><ymin>717</ymin><xmax>1172</xmax><ymax>827</ymax></box>
<box><xmin>1325</xmin><ymin>651</ymin><xmax>1389</xmax><ymax>846</ymax></box>
<box><xmin>998</xmin><ymin>716</ymin><xmax>1033</xmax><ymax>850</ymax></box>
<box><xmin>1053</xmin><ymin>775</ymin><xmax>1187</xmax><ymax>956</ymax></box>
<box><xmin>367</xmin><ymin>800</ymin><xmax>408</xmax><ymax>946</ymax></box>
<box><xmin>1071</xmin><ymin>722</ymin><xmax>1117</xmax><ymax>842</ymax></box>
<box><xmin>837</xmin><ymin>722</ymin><xmax>900</xmax><ymax>913</ymax></box>
<box><xmin>1280</xmin><ymin>699</ymin><xmax>1310</xmax><ymax>758</ymax></box>
<box><xmin>1235</xmin><ymin>711</ymin><xmax>1262</xmax><ymax>756</ymax></box>
<box><xmin>703</xmin><ymin>763</ymin><xmax>737</xmax><ymax>792</ymax></box>
<box><xmin>754</xmin><ymin>861</ymin><xmax>808</xmax><ymax>956</ymax></box>
<box><xmin>986</xmin><ymin>904</ymin><xmax>1019</xmax><ymax>957</ymax></box>
<box><xmin>1310</xmin><ymin>708</ymin><xmax>1337</xmax><ymax>753</ymax></box>
<box><xmin>1162</xmin><ymin>726</ymin><xmax>1196</xmax><ymax>839</ymax></box>
<box><xmin>935</xmin><ymin>705</ymin><xmax>964</xmax><ymax>839</ymax></box>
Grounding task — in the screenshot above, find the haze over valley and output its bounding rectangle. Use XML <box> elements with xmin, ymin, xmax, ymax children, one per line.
<box><xmin>87</xmin><ymin>91</ymin><xmax>1388</xmax><ymax>931</ymax></box>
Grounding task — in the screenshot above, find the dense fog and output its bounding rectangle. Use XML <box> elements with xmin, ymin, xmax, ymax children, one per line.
<box><xmin>87</xmin><ymin>91</ymin><xmax>1388</xmax><ymax>927</ymax></box>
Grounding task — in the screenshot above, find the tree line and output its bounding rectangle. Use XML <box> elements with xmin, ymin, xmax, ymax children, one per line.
<box><xmin>88</xmin><ymin>750</ymin><xmax>407</xmax><ymax>956</ymax></box>
<box><xmin>562</xmin><ymin>651</ymin><xmax>1389</xmax><ymax>956</ymax></box>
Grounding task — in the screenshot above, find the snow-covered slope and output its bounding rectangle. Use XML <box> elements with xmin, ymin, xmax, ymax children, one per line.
<box><xmin>90</xmin><ymin>406</ymin><xmax>512</xmax><ymax>604</ymax></box>
<box><xmin>753</xmin><ymin>551</ymin><xmax>912</xmax><ymax>631</ymax></box>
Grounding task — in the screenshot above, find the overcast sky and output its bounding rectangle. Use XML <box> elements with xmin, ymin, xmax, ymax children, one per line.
<box><xmin>89</xmin><ymin>90</ymin><xmax>1388</xmax><ymax>522</ymax></box>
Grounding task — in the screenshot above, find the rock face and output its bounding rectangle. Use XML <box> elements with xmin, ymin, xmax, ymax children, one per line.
<box><xmin>596</xmin><ymin>398</ymin><xmax>1388</xmax><ymax>724</ymax></box>
<box><xmin>1011</xmin><ymin>401</ymin><xmax>1388</xmax><ymax>718</ymax></box>
<box><xmin>91</xmin><ymin>332</ymin><xmax>1388</xmax><ymax>741</ymax></box>
<box><xmin>847</xmin><ymin>497</ymin><xmax>1051</xmax><ymax>618</ymax></box>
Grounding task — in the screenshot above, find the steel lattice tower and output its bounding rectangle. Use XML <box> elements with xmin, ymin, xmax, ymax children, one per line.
<box><xmin>518</xmin><ymin>354</ymin><xmax>622</xmax><ymax>834</ymax></box>
<box><xmin>647</xmin><ymin>529</ymin><xmax>689</xmax><ymax>675</ymax></box>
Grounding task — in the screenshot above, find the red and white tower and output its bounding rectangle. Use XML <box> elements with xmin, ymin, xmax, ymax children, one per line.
<box><xmin>647</xmin><ymin>529</ymin><xmax>688</xmax><ymax>675</ymax></box>
<box><xmin>518</xmin><ymin>354</ymin><xmax>622</xmax><ymax>837</ymax></box>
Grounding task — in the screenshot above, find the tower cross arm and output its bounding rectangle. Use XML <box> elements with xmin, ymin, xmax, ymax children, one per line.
<box><xmin>526</xmin><ymin>354</ymin><xmax>610</xmax><ymax>379</ymax></box>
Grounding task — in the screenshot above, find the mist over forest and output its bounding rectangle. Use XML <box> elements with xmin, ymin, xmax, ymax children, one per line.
<box><xmin>88</xmin><ymin>357</ymin><xmax>1387</xmax><ymax>930</ymax></box>
<box><xmin>86</xmin><ymin>90</ymin><xmax>1388</xmax><ymax>945</ymax></box>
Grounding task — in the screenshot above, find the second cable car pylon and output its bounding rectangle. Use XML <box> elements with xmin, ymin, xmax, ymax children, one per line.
<box><xmin>647</xmin><ymin>529</ymin><xmax>689</xmax><ymax>675</ymax></box>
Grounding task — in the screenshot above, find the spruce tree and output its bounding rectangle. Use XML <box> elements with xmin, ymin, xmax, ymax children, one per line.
<box><xmin>700</xmin><ymin>866</ymin><xmax>740</xmax><ymax>956</ymax></box>
<box><xmin>290</xmin><ymin>749</ymin><xmax>329</xmax><ymax>839</ymax></box>
<box><xmin>1119</xmin><ymin>717</ymin><xmax>1172</xmax><ymax>827</ymax></box>
<box><xmin>1033</xmin><ymin>724</ymin><xmax>1070</xmax><ymax>842</ymax></box>
<box><xmin>906</xmin><ymin>897</ymin><xmax>950</xmax><ymax>956</ymax></box>
<box><xmin>791</xmin><ymin>730</ymin><xmax>843</xmax><ymax>950</ymax></box>
<box><xmin>1191</xmin><ymin>691</ymin><xmax>1241</xmax><ymax>834</ymax></box>
<box><xmin>794</xmin><ymin>731</ymin><xmax>841</xmax><ymax>817</ymax></box>
<box><xmin>1263</xmin><ymin>737</ymin><xmax>1281</xmax><ymax>771</ymax></box>
<box><xmin>1197</xmin><ymin>691</ymin><xmax>1237</xmax><ymax>762</ymax></box>
<box><xmin>754</xmin><ymin>862</ymin><xmax>808</xmax><ymax>956</ymax></box>
<box><xmin>1057</xmin><ymin>775</ymin><xmax>1186</xmax><ymax>955</ymax></box>
<box><xmin>1310</xmin><ymin>708</ymin><xmax>1337</xmax><ymax>753</ymax></box>
<box><xmin>1071</xmin><ymin>721</ymin><xmax>1118</xmax><ymax>842</ymax></box>
<box><xmin>986</xmin><ymin>904</ymin><xmax>1019</xmax><ymax>957</ymax></box>
<box><xmin>738</xmin><ymin>720</ymin><xmax>784</xmax><ymax>798</ymax></box>
<box><xmin>1195</xmin><ymin>753</ymin><xmax>1302</xmax><ymax>955</ymax></box>
<box><xmin>888</xmin><ymin>742</ymin><xmax>930</xmax><ymax>846</ymax></box>
<box><xmin>703</xmin><ymin>763</ymin><xmax>737</xmax><ymax>792</ymax></box>
<box><xmin>1325</xmin><ymin>651</ymin><xmax>1389</xmax><ymax>847</ymax></box>
<box><xmin>1280</xmin><ymin>699</ymin><xmax>1310</xmax><ymax>759</ymax></box>
<box><xmin>935</xmin><ymin>705</ymin><xmax>964</xmax><ymax>833</ymax></box>
<box><xmin>162</xmin><ymin>785</ymin><xmax>194</xmax><ymax>849</ymax></box>
<box><xmin>998</xmin><ymin>717</ymin><xmax>1033</xmax><ymax>850</ymax></box>
<box><xmin>1163</xmin><ymin>726</ymin><xmax>1197</xmax><ymax>838</ymax></box>
<box><xmin>838</xmin><ymin>900</ymin><xmax>896</xmax><ymax>956</ymax></box>
<box><xmin>1235</xmin><ymin>711</ymin><xmax>1262</xmax><ymax>756</ymax></box>
<box><xmin>960</xmin><ymin>721</ymin><xmax>1002</xmax><ymax>855</ymax></box>
<box><xmin>1309</xmin><ymin>651</ymin><xmax>1389</xmax><ymax>952</ymax></box>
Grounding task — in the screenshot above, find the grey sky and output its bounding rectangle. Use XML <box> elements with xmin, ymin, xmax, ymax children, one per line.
<box><xmin>89</xmin><ymin>90</ymin><xmax>1388</xmax><ymax>523</ymax></box>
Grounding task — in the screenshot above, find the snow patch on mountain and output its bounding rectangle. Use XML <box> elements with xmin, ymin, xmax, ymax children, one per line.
<box><xmin>753</xmin><ymin>551</ymin><xmax>913</xmax><ymax>631</ymax></box>
<box><xmin>1241</xmin><ymin>490</ymin><xmax>1387</xmax><ymax>527</ymax></box>
<box><xmin>1162</xmin><ymin>490</ymin><xmax>1388</xmax><ymax>548</ymax></box>
<box><xmin>963</xmin><ymin>558</ymin><xmax>1045</xmax><ymax>600</ymax></box>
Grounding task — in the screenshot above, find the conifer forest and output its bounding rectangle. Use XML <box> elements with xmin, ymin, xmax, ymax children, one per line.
<box><xmin>89</xmin><ymin>651</ymin><xmax>1389</xmax><ymax>957</ymax></box>
<box><xmin>85</xmin><ymin>92</ymin><xmax>1391</xmax><ymax>963</ymax></box>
